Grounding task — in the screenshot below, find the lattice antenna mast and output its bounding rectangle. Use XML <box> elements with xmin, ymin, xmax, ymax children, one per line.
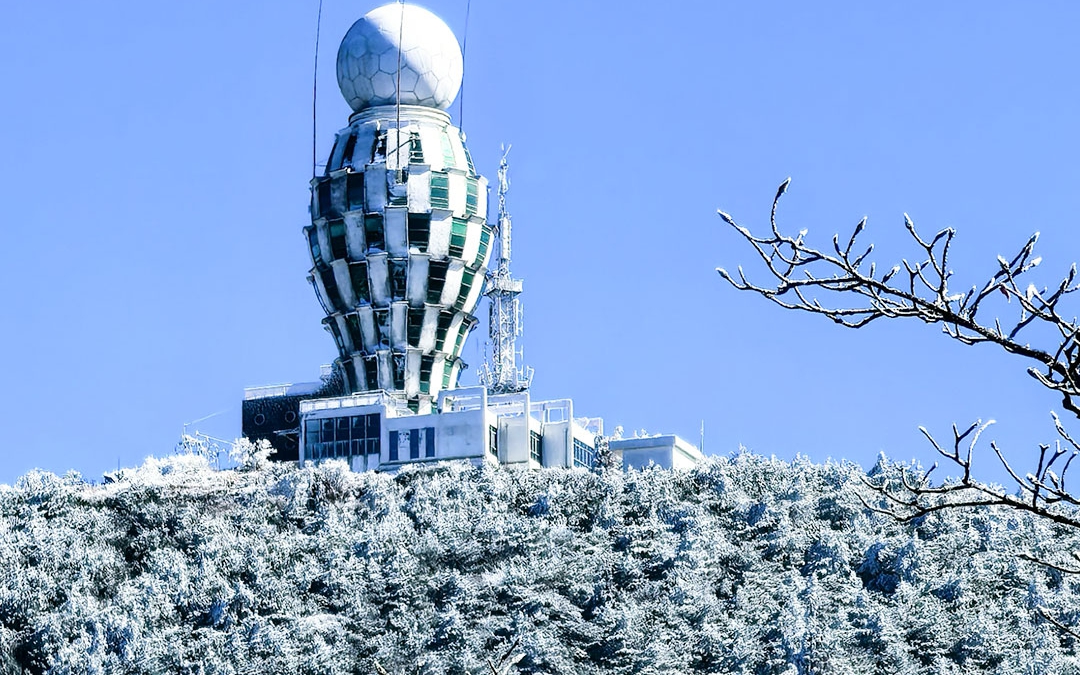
<box><xmin>479</xmin><ymin>145</ymin><xmax>533</xmax><ymax>394</ymax></box>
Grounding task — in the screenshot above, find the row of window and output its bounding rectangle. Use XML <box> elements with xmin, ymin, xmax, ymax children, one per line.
<box><xmin>573</xmin><ymin>439</ymin><xmax>596</xmax><ymax>469</ymax></box>
<box><xmin>339</xmin><ymin>352</ymin><xmax>447</xmax><ymax>395</ymax></box>
<box><xmin>325</xmin><ymin>307</ymin><xmax>468</xmax><ymax>358</ymax></box>
<box><xmin>314</xmin><ymin>258</ymin><xmax>486</xmax><ymax>320</ymax></box>
<box><xmin>305</xmin><ymin>413</ymin><xmax>381</xmax><ymax>460</ymax></box>
<box><xmin>389</xmin><ymin>428</ymin><xmax>436</xmax><ymax>461</ymax></box>
<box><xmin>314</xmin><ymin>170</ymin><xmax>483</xmax><ymax>224</ymax></box>
<box><xmin>312</xmin><ymin>216</ymin><xmax>491</xmax><ymax>269</ymax></box>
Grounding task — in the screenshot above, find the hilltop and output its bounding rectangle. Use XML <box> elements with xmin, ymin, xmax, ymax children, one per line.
<box><xmin>1</xmin><ymin>452</ymin><xmax>1078</xmax><ymax>674</ymax></box>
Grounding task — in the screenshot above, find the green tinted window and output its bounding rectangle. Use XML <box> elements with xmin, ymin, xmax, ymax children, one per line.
<box><xmin>449</xmin><ymin>218</ymin><xmax>468</xmax><ymax>258</ymax></box>
<box><xmin>440</xmin><ymin>132</ymin><xmax>456</xmax><ymax>169</ymax></box>
<box><xmin>430</xmin><ymin>172</ymin><xmax>450</xmax><ymax>209</ymax></box>
<box><xmin>348</xmin><ymin>262</ymin><xmax>369</xmax><ymax>303</ymax></box>
<box><xmin>465</xmin><ymin>178</ymin><xmax>479</xmax><ymax>217</ymax></box>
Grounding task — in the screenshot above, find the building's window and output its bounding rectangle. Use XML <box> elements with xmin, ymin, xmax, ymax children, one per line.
<box><xmin>328</xmin><ymin>220</ymin><xmax>348</xmax><ymax>260</ymax></box>
<box><xmin>407</xmin><ymin>310</ymin><xmax>424</xmax><ymax>348</ymax></box>
<box><xmin>389</xmin><ymin>259</ymin><xmax>408</xmax><ymax>301</ymax></box>
<box><xmin>364</xmin><ymin>214</ymin><xmax>385</xmax><ymax>251</ymax></box>
<box><xmin>407</xmin><ymin>213</ymin><xmax>430</xmax><ymax>252</ymax></box>
<box><xmin>427</xmin><ymin>260</ymin><xmax>448</xmax><ymax>304</ymax></box>
<box><xmin>449</xmin><ymin>218</ymin><xmax>468</xmax><ymax>258</ymax></box>
<box><xmin>409</xmin><ymin>429</ymin><xmax>420</xmax><ymax>460</ymax></box>
<box><xmin>465</xmin><ymin>178</ymin><xmax>479</xmax><ymax>218</ymax></box>
<box><xmin>419</xmin><ymin>354</ymin><xmax>434</xmax><ymax>394</ymax></box>
<box><xmin>374</xmin><ymin>310</ymin><xmax>390</xmax><ymax>349</ymax></box>
<box><xmin>461</xmin><ymin>141</ymin><xmax>476</xmax><ymax>175</ymax></box>
<box><xmin>342</xmin><ymin>134</ymin><xmax>358</xmax><ymax>171</ymax></box>
<box><xmin>393</xmin><ymin>353</ymin><xmax>406</xmax><ymax>390</ymax></box>
<box><xmin>345</xmin><ymin>314</ymin><xmax>363</xmax><ymax>350</ymax></box>
<box><xmin>389</xmin><ymin>430</ymin><xmax>399</xmax><ymax>461</ymax></box>
<box><xmin>408</xmin><ymin>131</ymin><xmax>424</xmax><ymax>164</ymax></box>
<box><xmin>327</xmin><ymin>320</ymin><xmax>346</xmax><ymax>354</ymax></box>
<box><xmin>430</xmin><ymin>172</ymin><xmax>450</xmax><ymax>209</ymax></box>
<box><xmin>440</xmin><ymin>133</ymin><xmax>456</xmax><ymax>169</ymax></box>
<box><xmin>363</xmin><ymin>357</ymin><xmax>379</xmax><ymax>390</ymax></box>
<box><xmin>573</xmin><ymin>439</ymin><xmax>596</xmax><ymax>469</ymax></box>
<box><xmin>453</xmin><ymin>323</ymin><xmax>468</xmax><ymax>356</ymax></box>
<box><xmin>348</xmin><ymin>262</ymin><xmax>369</xmax><ymax>304</ymax></box>
<box><xmin>347</xmin><ymin>171</ymin><xmax>365</xmax><ymax>211</ymax></box>
<box><xmin>425</xmin><ymin>428</ymin><xmax>435</xmax><ymax>458</ymax></box>
<box><xmin>435</xmin><ymin>310</ymin><xmax>453</xmax><ymax>351</ymax></box>
<box><xmin>443</xmin><ymin>366</ymin><xmax>453</xmax><ymax>390</ymax></box>
<box><xmin>308</xmin><ymin>227</ymin><xmax>326</xmax><ymax>269</ymax></box>
<box><xmin>475</xmin><ymin>226</ymin><xmax>491</xmax><ymax>267</ymax></box>
<box><xmin>488</xmin><ymin>426</ymin><xmax>498</xmax><ymax>457</ymax></box>
<box><xmin>319</xmin><ymin>268</ymin><xmax>343</xmax><ymax>313</ymax></box>
<box><xmin>529</xmin><ymin>431</ymin><xmax>543</xmax><ymax>465</ymax></box>
<box><xmin>304</xmin><ymin>413</ymin><xmax>381</xmax><ymax>461</ymax></box>
<box><xmin>455</xmin><ymin>269</ymin><xmax>476</xmax><ymax>311</ymax></box>
<box><xmin>316</xmin><ymin>179</ymin><xmax>333</xmax><ymax>219</ymax></box>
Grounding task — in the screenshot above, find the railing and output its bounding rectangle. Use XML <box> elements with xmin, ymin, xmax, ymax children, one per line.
<box><xmin>300</xmin><ymin>390</ymin><xmax>409</xmax><ymax>415</ymax></box>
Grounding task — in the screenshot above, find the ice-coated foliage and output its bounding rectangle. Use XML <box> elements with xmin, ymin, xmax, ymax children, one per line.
<box><xmin>1</xmin><ymin>452</ymin><xmax>1078</xmax><ymax>674</ymax></box>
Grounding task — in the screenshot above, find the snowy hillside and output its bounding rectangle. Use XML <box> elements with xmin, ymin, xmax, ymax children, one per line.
<box><xmin>1</xmin><ymin>452</ymin><xmax>1078</xmax><ymax>674</ymax></box>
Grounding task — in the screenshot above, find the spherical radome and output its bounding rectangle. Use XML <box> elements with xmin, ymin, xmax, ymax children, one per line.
<box><xmin>336</xmin><ymin>3</ymin><xmax>464</xmax><ymax>112</ymax></box>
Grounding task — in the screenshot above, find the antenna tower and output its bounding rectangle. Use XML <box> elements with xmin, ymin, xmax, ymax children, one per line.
<box><xmin>479</xmin><ymin>145</ymin><xmax>533</xmax><ymax>394</ymax></box>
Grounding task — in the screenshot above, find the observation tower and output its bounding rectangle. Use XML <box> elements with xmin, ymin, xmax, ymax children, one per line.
<box><xmin>308</xmin><ymin>3</ymin><xmax>492</xmax><ymax>411</ymax></box>
<box><xmin>240</xmin><ymin>2</ymin><xmax>703</xmax><ymax>473</ymax></box>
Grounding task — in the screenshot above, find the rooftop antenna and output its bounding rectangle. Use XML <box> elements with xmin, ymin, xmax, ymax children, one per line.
<box><xmin>479</xmin><ymin>145</ymin><xmax>534</xmax><ymax>394</ymax></box>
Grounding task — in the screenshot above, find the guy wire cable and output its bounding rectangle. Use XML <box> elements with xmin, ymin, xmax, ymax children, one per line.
<box><xmin>312</xmin><ymin>0</ymin><xmax>325</xmax><ymax>180</ymax></box>
<box><xmin>459</xmin><ymin>0</ymin><xmax>472</xmax><ymax>130</ymax></box>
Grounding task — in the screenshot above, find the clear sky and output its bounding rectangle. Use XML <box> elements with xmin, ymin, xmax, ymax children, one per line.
<box><xmin>1</xmin><ymin>1</ymin><xmax>1079</xmax><ymax>486</ymax></box>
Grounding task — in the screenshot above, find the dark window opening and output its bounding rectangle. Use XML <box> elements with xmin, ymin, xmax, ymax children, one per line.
<box><xmin>342</xmin><ymin>133</ymin><xmax>358</xmax><ymax>170</ymax></box>
<box><xmin>488</xmin><ymin>426</ymin><xmax>498</xmax><ymax>457</ymax></box>
<box><xmin>328</xmin><ymin>219</ymin><xmax>348</xmax><ymax>260</ymax></box>
<box><xmin>364</xmin><ymin>214</ymin><xmax>385</xmax><ymax>252</ymax></box>
<box><xmin>530</xmin><ymin>431</ymin><xmax>543</xmax><ymax>465</ymax></box>
<box><xmin>320</xmin><ymin>268</ymin><xmax>343</xmax><ymax>312</ymax></box>
<box><xmin>427</xmin><ymin>260</ymin><xmax>449</xmax><ymax>304</ymax></box>
<box><xmin>363</xmin><ymin>357</ymin><xmax>379</xmax><ymax>390</ymax></box>
<box><xmin>419</xmin><ymin>354</ymin><xmax>434</xmax><ymax>394</ymax></box>
<box><xmin>304</xmin><ymin>413</ymin><xmax>380</xmax><ymax>461</ymax></box>
<box><xmin>389</xmin><ymin>259</ymin><xmax>408</xmax><ymax>301</ymax></box>
<box><xmin>348</xmin><ymin>262</ymin><xmax>369</xmax><ymax>304</ymax></box>
<box><xmin>408</xmin><ymin>310</ymin><xmax>424</xmax><ymax>348</ymax></box>
<box><xmin>435</xmin><ymin>311</ymin><xmax>454</xmax><ymax>351</ymax></box>
<box><xmin>393</xmin><ymin>353</ymin><xmax>406</xmax><ymax>390</ymax></box>
<box><xmin>408</xmin><ymin>213</ymin><xmax>430</xmax><ymax>252</ymax></box>
<box><xmin>374</xmin><ymin>132</ymin><xmax>387</xmax><ymax>161</ymax></box>
<box><xmin>316</xmin><ymin>179</ymin><xmax>333</xmax><ymax>219</ymax></box>
<box><xmin>374</xmin><ymin>310</ymin><xmax>390</xmax><ymax>349</ymax></box>
<box><xmin>347</xmin><ymin>171</ymin><xmax>365</xmax><ymax>211</ymax></box>
<box><xmin>409</xmin><ymin>131</ymin><xmax>424</xmax><ymax>164</ymax></box>
<box><xmin>573</xmin><ymin>439</ymin><xmax>596</xmax><ymax>469</ymax></box>
<box><xmin>345</xmin><ymin>313</ymin><xmax>363</xmax><ymax>350</ymax></box>
<box><xmin>327</xmin><ymin>319</ymin><xmax>346</xmax><ymax>354</ymax></box>
<box><xmin>308</xmin><ymin>227</ymin><xmax>326</xmax><ymax>269</ymax></box>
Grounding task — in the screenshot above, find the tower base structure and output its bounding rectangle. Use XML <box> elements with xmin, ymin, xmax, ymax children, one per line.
<box><xmin>241</xmin><ymin>374</ymin><xmax>703</xmax><ymax>472</ymax></box>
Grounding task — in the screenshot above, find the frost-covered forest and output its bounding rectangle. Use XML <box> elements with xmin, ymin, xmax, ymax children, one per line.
<box><xmin>1</xmin><ymin>453</ymin><xmax>1079</xmax><ymax>674</ymax></box>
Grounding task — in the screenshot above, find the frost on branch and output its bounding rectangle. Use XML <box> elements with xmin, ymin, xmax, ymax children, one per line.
<box><xmin>718</xmin><ymin>180</ymin><xmax>1080</xmax><ymax>531</ymax></box>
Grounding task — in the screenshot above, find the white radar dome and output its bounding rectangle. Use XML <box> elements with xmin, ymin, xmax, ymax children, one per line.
<box><xmin>336</xmin><ymin>3</ymin><xmax>464</xmax><ymax>112</ymax></box>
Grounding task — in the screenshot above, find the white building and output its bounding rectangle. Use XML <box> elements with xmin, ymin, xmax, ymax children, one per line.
<box><xmin>241</xmin><ymin>3</ymin><xmax>704</xmax><ymax>473</ymax></box>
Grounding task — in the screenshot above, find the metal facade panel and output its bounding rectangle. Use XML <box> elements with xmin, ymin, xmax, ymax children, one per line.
<box><xmin>407</xmin><ymin>165</ymin><xmax>431</xmax><ymax>213</ymax></box>
<box><xmin>428</xmin><ymin>210</ymin><xmax>452</xmax><ymax>259</ymax></box>
<box><xmin>344</xmin><ymin>212</ymin><xmax>365</xmax><ymax>260</ymax></box>
<box><xmin>441</xmin><ymin>260</ymin><xmax>465</xmax><ymax>306</ymax></box>
<box><xmin>420</xmin><ymin>306</ymin><xmax>439</xmax><ymax>351</ymax></box>
<box><xmin>364</xmin><ymin>164</ymin><xmax>387</xmax><ymax>212</ymax></box>
<box><xmin>331</xmin><ymin>260</ymin><xmax>356</xmax><ymax>307</ymax></box>
<box><xmin>367</xmin><ymin>254</ymin><xmax>390</xmax><ymax>306</ymax></box>
<box><xmin>448</xmin><ymin>170</ymin><xmax>467</xmax><ymax>218</ymax></box>
<box><xmin>407</xmin><ymin>254</ymin><xmax>429</xmax><ymax>307</ymax></box>
<box><xmin>391</xmin><ymin>302</ymin><xmax>408</xmax><ymax>351</ymax></box>
<box><xmin>385</xmin><ymin>206</ymin><xmax>408</xmax><ymax>257</ymax></box>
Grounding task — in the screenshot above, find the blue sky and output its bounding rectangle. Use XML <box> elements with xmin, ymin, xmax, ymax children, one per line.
<box><xmin>1</xmin><ymin>1</ymin><xmax>1079</xmax><ymax>485</ymax></box>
